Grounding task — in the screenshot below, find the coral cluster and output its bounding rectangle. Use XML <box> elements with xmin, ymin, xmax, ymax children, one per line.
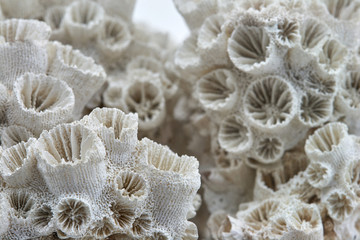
<box><xmin>0</xmin><ymin>0</ymin><xmax>180</xmax><ymax>137</ymax></box>
<box><xmin>0</xmin><ymin>18</ymin><xmax>106</xmax><ymax>136</ymax></box>
<box><xmin>0</xmin><ymin>0</ymin><xmax>181</xmax><ymax>143</ymax></box>
<box><xmin>214</xmin><ymin>122</ymin><xmax>360</xmax><ymax>239</ymax></box>
<box><xmin>173</xmin><ymin>0</ymin><xmax>360</xmax><ymax>238</ymax></box>
<box><xmin>175</xmin><ymin>0</ymin><xmax>360</xmax><ymax>166</ymax></box>
<box><xmin>0</xmin><ymin>15</ymin><xmax>200</xmax><ymax>240</ymax></box>
<box><xmin>2</xmin><ymin>0</ymin><xmax>360</xmax><ymax>239</ymax></box>
<box><xmin>0</xmin><ymin>107</ymin><xmax>200</xmax><ymax>239</ymax></box>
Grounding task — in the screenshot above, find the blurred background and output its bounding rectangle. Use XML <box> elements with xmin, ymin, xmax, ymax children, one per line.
<box><xmin>133</xmin><ymin>0</ymin><xmax>190</xmax><ymax>43</ymax></box>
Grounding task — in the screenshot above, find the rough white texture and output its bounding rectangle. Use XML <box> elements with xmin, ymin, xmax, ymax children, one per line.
<box><xmin>0</xmin><ymin>13</ymin><xmax>202</xmax><ymax>239</ymax></box>
<box><xmin>221</xmin><ymin>198</ymin><xmax>323</xmax><ymax>240</ymax></box>
<box><xmin>211</xmin><ymin>122</ymin><xmax>360</xmax><ymax>240</ymax></box>
<box><xmin>4</xmin><ymin>0</ymin><xmax>181</xmax><ymax>135</ymax></box>
<box><xmin>172</xmin><ymin>0</ymin><xmax>360</xmax><ymax>238</ymax></box>
<box><xmin>0</xmin><ymin>18</ymin><xmax>106</xmax><ymax>136</ymax></box>
<box><xmin>0</xmin><ymin>19</ymin><xmax>51</xmax><ymax>90</ymax></box>
<box><xmin>3</xmin><ymin>0</ymin><xmax>360</xmax><ymax>239</ymax></box>
<box><xmin>7</xmin><ymin>73</ymin><xmax>75</xmax><ymax>136</ymax></box>
<box><xmin>174</xmin><ymin>0</ymin><xmax>360</xmax><ymax>169</ymax></box>
<box><xmin>0</xmin><ymin>0</ymin><xmax>180</xmax><ymax>139</ymax></box>
<box><xmin>0</xmin><ymin>108</ymin><xmax>201</xmax><ymax>239</ymax></box>
<box><xmin>305</xmin><ymin>123</ymin><xmax>359</xmax><ymax>222</ymax></box>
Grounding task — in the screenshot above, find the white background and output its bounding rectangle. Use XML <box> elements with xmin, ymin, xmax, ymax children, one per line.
<box><xmin>133</xmin><ymin>0</ymin><xmax>190</xmax><ymax>43</ymax></box>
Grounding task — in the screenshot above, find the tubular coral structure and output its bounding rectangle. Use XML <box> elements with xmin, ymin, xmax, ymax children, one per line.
<box><xmin>0</xmin><ymin>0</ymin><xmax>182</xmax><ymax>144</ymax></box>
<box><xmin>0</xmin><ymin>107</ymin><xmax>201</xmax><ymax>239</ymax></box>
<box><xmin>1</xmin><ymin>0</ymin><xmax>360</xmax><ymax>239</ymax></box>
<box><xmin>0</xmin><ymin>11</ymin><xmax>201</xmax><ymax>239</ymax></box>
<box><xmin>173</xmin><ymin>0</ymin><xmax>360</xmax><ymax>239</ymax></box>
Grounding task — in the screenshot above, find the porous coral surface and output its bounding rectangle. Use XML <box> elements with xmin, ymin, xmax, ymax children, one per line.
<box><xmin>0</xmin><ymin>107</ymin><xmax>200</xmax><ymax>239</ymax></box>
<box><xmin>0</xmin><ymin>5</ymin><xmax>201</xmax><ymax>239</ymax></box>
<box><xmin>0</xmin><ymin>0</ymin><xmax>182</xmax><ymax>145</ymax></box>
<box><xmin>173</xmin><ymin>0</ymin><xmax>360</xmax><ymax>239</ymax></box>
<box><xmin>2</xmin><ymin>0</ymin><xmax>360</xmax><ymax>239</ymax></box>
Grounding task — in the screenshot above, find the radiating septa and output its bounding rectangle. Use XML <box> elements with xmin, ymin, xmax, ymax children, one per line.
<box><xmin>124</xmin><ymin>70</ymin><xmax>166</xmax><ymax>131</ymax></box>
<box><xmin>1</xmin><ymin>125</ymin><xmax>34</xmax><ymax>149</ymax></box>
<box><xmin>35</xmin><ymin>123</ymin><xmax>107</xmax><ymax>198</ymax></box>
<box><xmin>55</xmin><ymin>196</ymin><xmax>92</xmax><ymax>237</ymax></box>
<box><xmin>96</xmin><ymin>17</ymin><xmax>132</xmax><ymax>61</ymax></box>
<box><xmin>47</xmin><ymin>42</ymin><xmax>106</xmax><ymax>118</ymax></box>
<box><xmin>7</xmin><ymin>73</ymin><xmax>75</xmax><ymax>136</ymax></box>
<box><xmin>141</xmin><ymin>138</ymin><xmax>200</xmax><ymax>236</ymax></box>
<box><xmin>305</xmin><ymin>122</ymin><xmax>354</xmax><ymax>164</ymax></box>
<box><xmin>81</xmin><ymin>107</ymin><xmax>138</xmax><ymax>166</ymax></box>
<box><xmin>62</xmin><ymin>0</ymin><xmax>105</xmax><ymax>45</ymax></box>
<box><xmin>0</xmin><ymin>19</ymin><xmax>50</xmax><ymax>89</ymax></box>
<box><xmin>0</xmin><ymin>138</ymin><xmax>38</xmax><ymax>188</ymax></box>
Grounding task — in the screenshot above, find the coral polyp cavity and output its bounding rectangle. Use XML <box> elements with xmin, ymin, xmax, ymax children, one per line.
<box><xmin>244</xmin><ymin>76</ymin><xmax>296</xmax><ymax>128</ymax></box>
<box><xmin>0</xmin><ymin>107</ymin><xmax>200</xmax><ymax>239</ymax></box>
<box><xmin>173</xmin><ymin>0</ymin><xmax>360</xmax><ymax>239</ymax></box>
<box><xmin>2</xmin><ymin>0</ymin><xmax>360</xmax><ymax>239</ymax></box>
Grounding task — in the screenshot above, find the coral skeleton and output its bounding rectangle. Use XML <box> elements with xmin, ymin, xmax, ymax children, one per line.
<box><xmin>0</xmin><ymin>107</ymin><xmax>200</xmax><ymax>239</ymax></box>
<box><xmin>1</xmin><ymin>0</ymin><xmax>360</xmax><ymax>239</ymax></box>
<box><xmin>0</xmin><ymin>0</ymin><xmax>181</xmax><ymax>145</ymax></box>
<box><xmin>173</xmin><ymin>0</ymin><xmax>360</xmax><ymax>239</ymax></box>
<box><xmin>0</xmin><ymin>6</ymin><xmax>201</xmax><ymax>239</ymax></box>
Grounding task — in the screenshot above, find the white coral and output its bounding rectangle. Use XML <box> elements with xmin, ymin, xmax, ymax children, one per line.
<box><xmin>2</xmin><ymin>0</ymin><xmax>360</xmax><ymax>239</ymax></box>
<box><xmin>0</xmin><ymin>108</ymin><xmax>200</xmax><ymax>239</ymax></box>
<box><xmin>7</xmin><ymin>73</ymin><xmax>75</xmax><ymax>136</ymax></box>
<box><xmin>173</xmin><ymin>0</ymin><xmax>360</xmax><ymax>238</ymax></box>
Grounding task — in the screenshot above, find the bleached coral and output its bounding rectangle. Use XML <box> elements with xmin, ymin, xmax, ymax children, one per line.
<box><xmin>211</xmin><ymin>122</ymin><xmax>360</xmax><ymax>240</ymax></box>
<box><xmin>0</xmin><ymin>0</ymin><xmax>179</xmax><ymax>138</ymax></box>
<box><xmin>0</xmin><ymin>107</ymin><xmax>201</xmax><ymax>239</ymax></box>
<box><xmin>173</xmin><ymin>0</ymin><xmax>360</xmax><ymax>238</ymax></box>
<box><xmin>221</xmin><ymin>198</ymin><xmax>324</xmax><ymax>240</ymax></box>
<box><xmin>0</xmin><ymin>18</ymin><xmax>106</xmax><ymax>136</ymax></box>
<box><xmin>7</xmin><ymin>73</ymin><xmax>75</xmax><ymax>136</ymax></box>
<box><xmin>0</xmin><ymin>0</ymin><xmax>181</xmax><ymax>147</ymax></box>
<box><xmin>0</xmin><ymin>11</ymin><xmax>201</xmax><ymax>239</ymax></box>
<box><xmin>175</xmin><ymin>0</ymin><xmax>360</xmax><ymax>168</ymax></box>
<box><xmin>3</xmin><ymin>0</ymin><xmax>360</xmax><ymax>239</ymax></box>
